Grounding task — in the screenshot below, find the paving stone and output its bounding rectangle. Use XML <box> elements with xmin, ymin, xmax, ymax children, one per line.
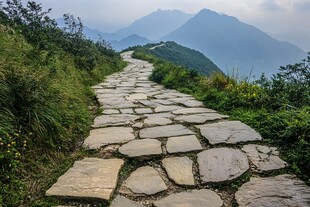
<box><xmin>103</xmin><ymin>109</ymin><xmax>120</xmax><ymax>115</ymax></box>
<box><xmin>154</xmin><ymin>189</ymin><xmax>223</xmax><ymax>207</ymax></box>
<box><xmin>132</xmin><ymin>122</ymin><xmax>143</xmax><ymax>128</ymax></box>
<box><xmin>197</xmin><ymin>121</ymin><xmax>262</xmax><ymax>144</ymax></box>
<box><xmin>235</xmin><ymin>174</ymin><xmax>310</xmax><ymax>207</ymax></box>
<box><xmin>126</xmin><ymin>93</ymin><xmax>147</xmax><ymax>100</ymax></box>
<box><xmin>120</xmin><ymin>108</ymin><xmax>135</xmax><ymax>114</ymax></box>
<box><xmin>197</xmin><ymin>148</ymin><xmax>249</xmax><ymax>183</ymax></box>
<box><xmin>182</xmin><ymin>100</ymin><xmax>204</xmax><ymax>107</ymax></box>
<box><xmin>135</xmin><ymin>108</ymin><xmax>153</xmax><ymax>114</ymax></box>
<box><xmin>139</xmin><ymin>125</ymin><xmax>195</xmax><ymax>139</ymax></box>
<box><xmin>110</xmin><ymin>196</ymin><xmax>145</xmax><ymax>207</ymax></box>
<box><xmin>162</xmin><ymin>156</ymin><xmax>195</xmax><ymax>186</ymax></box>
<box><xmin>120</xmin><ymin>166</ymin><xmax>167</xmax><ymax>196</ymax></box>
<box><xmin>154</xmin><ymin>105</ymin><xmax>183</xmax><ymax>113</ymax></box>
<box><xmin>119</xmin><ymin>139</ymin><xmax>162</xmax><ymax>157</ymax></box>
<box><xmin>153</xmin><ymin>99</ymin><xmax>174</xmax><ymax>105</ymax></box>
<box><xmin>46</xmin><ymin>158</ymin><xmax>124</xmax><ymax>201</ymax></box>
<box><xmin>83</xmin><ymin>127</ymin><xmax>135</xmax><ymax>150</ymax></box>
<box><xmin>93</xmin><ymin>114</ymin><xmax>140</xmax><ymax>128</ymax></box>
<box><xmin>174</xmin><ymin>113</ymin><xmax>229</xmax><ymax>124</ymax></box>
<box><xmin>172</xmin><ymin>108</ymin><xmax>216</xmax><ymax>115</ymax></box>
<box><xmin>145</xmin><ymin>113</ymin><xmax>176</xmax><ymax>119</ymax></box>
<box><xmin>166</xmin><ymin>135</ymin><xmax>203</xmax><ymax>153</ymax></box>
<box><xmin>144</xmin><ymin>117</ymin><xmax>172</xmax><ymax>126</ymax></box>
<box><xmin>139</xmin><ymin>100</ymin><xmax>161</xmax><ymax>107</ymax></box>
<box><xmin>242</xmin><ymin>144</ymin><xmax>288</xmax><ymax>171</ymax></box>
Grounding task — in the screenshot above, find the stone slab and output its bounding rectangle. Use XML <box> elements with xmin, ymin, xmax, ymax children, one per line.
<box><xmin>135</xmin><ymin>108</ymin><xmax>153</xmax><ymax>114</ymax></box>
<box><xmin>197</xmin><ymin>148</ymin><xmax>249</xmax><ymax>183</ymax></box>
<box><xmin>155</xmin><ymin>105</ymin><xmax>183</xmax><ymax>113</ymax></box>
<box><xmin>166</xmin><ymin>135</ymin><xmax>203</xmax><ymax>153</ymax></box>
<box><xmin>242</xmin><ymin>144</ymin><xmax>288</xmax><ymax>171</ymax></box>
<box><xmin>110</xmin><ymin>196</ymin><xmax>145</xmax><ymax>207</ymax></box>
<box><xmin>235</xmin><ymin>174</ymin><xmax>310</xmax><ymax>207</ymax></box>
<box><xmin>46</xmin><ymin>158</ymin><xmax>124</xmax><ymax>201</ymax></box>
<box><xmin>175</xmin><ymin>113</ymin><xmax>229</xmax><ymax>124</ymax></box>
<box><xmin>144</xmin><ymin>117</ymin><xmax>172</xmax><ymax>126</ymax></box>
<box><xmin>197</xmin><ymin>121</ymin><xmax>262</xmax><ymax>144</ymax></box>
<box><xmin>139</xmin><ymin>125</ymin><xmax>195</xmax><ymax>139</ymax></box>
<box><xmin>172</xmin><ymin>108</ymin><xmax>216</xmax><ymax>115</ymax></box>
<box><xmin>120</xmin><ymin>166</ymin><xmax>167</xmax><ymax>196</ymax></box>
<box><xmin>118</xmin><ymin>139</ymin><xmax>162</xmax><ymax>157</ymax></box>
<box><xmin>126</xmin><ymin>93</ymin><xmax>147</xmax><ymax>100</ymax></box>
<box><xmin>93</xmin><ymin>114</ymin><xmax>140</xmax><ymax>128</ymax></box>
<box><xmin>162</xmin><ymin>156</ymin><xmax>195</xmax><ymax>186</ymax></box>
<box><xmin>154</xmin><ymin>189</ymin><xmax>223</xmax><ymax>207</ymax></box>
<box><xmin>83</xmin><ymin>127</ymin><xmax>135</xmax><ymax>149</ymax></box>
<box><xmin>103</xmin><ymin>109</ymin><xmax>120</xmax><ymax>115</ymax></box>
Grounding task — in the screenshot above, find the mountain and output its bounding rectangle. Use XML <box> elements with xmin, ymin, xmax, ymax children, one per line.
<box><xmin>145</xmin><ymin>41</ymin><xmax>221</xmax><ymax>75</ymax></box>
<box><xmin>162</xmin><ymin>9</ymin><xmax>306</xmax><ymax>77</ymax></box>
<box><xmin>111</xmin><ymin>34</ymin><xmax>151</xmax><ymax>51</ymax></box>
<box><xmin>112</xmin><ymin>9</ymin><xmax>194</xmax><ymax>41</ymax></box>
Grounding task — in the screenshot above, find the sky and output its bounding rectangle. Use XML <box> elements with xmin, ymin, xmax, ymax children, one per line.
<box><xmin>20</xmin><ymin>0</ymin><xmax>310</xmax><ymax>51</ymax></box>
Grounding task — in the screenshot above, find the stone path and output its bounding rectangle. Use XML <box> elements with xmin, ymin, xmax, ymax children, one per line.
<box><xmin>47</xmin><ymin>51</ymin><xmax>310</xmax><ymax>207</ymax></box>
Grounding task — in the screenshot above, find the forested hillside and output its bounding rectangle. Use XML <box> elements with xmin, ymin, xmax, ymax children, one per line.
<box><xmin>0</xmin><ymin>1</ymin><xmax>125</xmax><ymax>206</ymax></box>
<box><xmin>130</xmin><ymin>42</ymin><xmax>222</xmax><ymax>75</ymax></box>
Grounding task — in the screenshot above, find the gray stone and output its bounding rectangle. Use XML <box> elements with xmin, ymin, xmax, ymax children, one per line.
<box><xmin>139</xmin><ymin>100</ymin><xmax>161</xmax><ymax>107</ymax></box>
<box><xmin>126</xmin><ymin>93</ymin><xmax>147</xmax><ymax>100</ymax></box>
<box><xmin>132</xmin><ymin>122</ymin><xmax>143</xmax><ymax>128</ymax></box>
<box><xmin>182</xmin><ymin>100</ymin><xmax>204</xmax><ymax>107</ymax></box>
<box><xmin>153</xmin><ymin>99</ymin><xmax>174</xmax><ymax>105</ymax></box>
<box><xmin>46</xmin><ymin>158</ymin><xmax>124</xmax><ymax>201</ymax></box>
<box><xmin>242</xmin><ymin>144</ymin><xmax>288</xmax><ymax>171</ymax></box>
<box><xmin>155</xmin><ymin>105</ymin><xmax>183</xmax><ymax>113</ymax></box>
<box><xmin>103</xmin><ymin>109</ymin><xmax>120</xmax><ymax>115</ymax></box>
<box><xmin>144</xmin><ymin>117</ymin><xmax>172</xmax><ymax>126</ymax></box>
<box><xmin>166</xmin><ymin>135</ymin><xmax>203</xmax><ymax>153</ymax></box>
<box><xmin>83</xmin><ymin>127</ymin><xmax>135</xmax><ymax>149</ymax></box>
<box><xmin>135</xmin><ymin>108</ymin><xmax>153</xmax><ymax>114</ymax></box>
<box><xmin>197</xmin><ymin>148</ymin><xmax>249</xmax><ymax>183</ymax></box>
<box><xmin>120</xmin><ymin>108</ymin><xmax>135</xmax><ymax>114</ymax></box>
<box><xmin>154</xmin><ymin>189</ymin><xmax>223</xmax><ymax>207</ymax></box>
<box><xmin>119</xmin><ymin>139</ymin><xmax>162</xmax><ymax>157</ymax></box>
<box><xmin>174</xmin><ymin>113</ymin><xmax>229</xmax><ymax>124</ymax></box>
<box><xmin>162</xmin><ymin>157</ymin><xmax>195</xmax><ymax>186</ymax></box>
<box><xmin>110</xmin><ymin>196</ymin><xmax>145</xmax><ymax>207</ymax></box>
<box><xmin>235</xmin><ymin>174</ymin><xmax>310</xmax><ymax>207</ymax></box>
<box><xmin>140</xmin><ymin>125</ymin><xmax>195</xmax><ymax>139</ymax></box>
<box><xmin>197</xmin><ymin>121</ymin><xmax>262</xmax><ymax>144</ymax></box>
<box><xmin>145</xmin><ymin>113</ymin><xmax>176</xmax><ymax>119</ymax></box>
<box><xmin>93</xmin><ymin>114</ymin><xmax>140</xmax><ymax>128</ymax></box>
<box><xmin>120</xmin><ymin>166</ymin><xmax>167</xmax><ymax>196</ymax></box>
<box><xmin>172</xmin><ymin>108</ymin><xmax>216</xmax><ymax>115</ymax></box>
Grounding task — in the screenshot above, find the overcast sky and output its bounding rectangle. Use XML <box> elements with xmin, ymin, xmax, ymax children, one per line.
<box><xmin>20</xmin><ymin>0</ymin><xmax>310</xmax><ymax>51</ymax></box>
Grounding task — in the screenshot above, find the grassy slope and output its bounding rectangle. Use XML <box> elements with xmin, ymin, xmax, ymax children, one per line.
<box><xmin>0</xmin><ymin>25</ymin><xmax>125</xmax><ymax>206</ymax></box>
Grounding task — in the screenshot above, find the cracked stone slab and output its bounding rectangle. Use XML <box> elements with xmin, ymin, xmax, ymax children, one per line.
<box><xmin>139</xmin><ymin>125</ymin><xmax>195</xmax><ymax>139</ymax></box>
<box><xmin>197</xmin><ymin>148</ymin><xmax>249</xmax><ymax>183</ymax></box>
<box><xmin>110</xmin><ymin>196</ymin><xmax>145</xmax><ymax>207</ymax></box>
<box><xmin>162</xmin><ymin>156</ymin><xmax>195</xmax><ymax>186</ymax></box>
<box><xmin>118</xmin><ymin>139</ymin><xmax>162</xmax><ymax>157</ymax></box>
<box><xmin>242</xmin><ymin>144</ymin><xmax>288</xmax><ymax>171</ymax></box>
<box><xmin>83</xmin><ymin>127</ymin><xmax>135</xmax><ymax>149</ymax></box>
<box><xmin>197</xmin><ymin>121</ymin><xmax>262</xmax><ymax>144</ymax></box>
<box><xmin>172</xmin><ymin>108</ymin><xmax>216</xmax><ymax>115</ymax></box>
<box><xmin>93</xmin><ymin>114</ymin><xmax>140</xmax><ymax>128</ymax></box>
<box><xmin>174</xmin><ymin>113</ymin><xmax>229</xmax><ymax>124</ymax></box>
<box><xmin>120</xmin><ymin>166</ymin><xmax>167</xmax><ymax>196</ymax></box>
<box><xmin>144</xmin><ymin>117</ymin><xmax>172</xmax><ymax>126</ymax></box>
<box><xmin>154</xmin><ymin>189</ymin><xmax>223</xmax><ymax>207</ymax></box>
<box><xmin>166</xmin><ymin>135</ymin><xmax>203</xmax><ymax>154</ymax></box>
<box><xmin>154</xmin><ymin>105</ymin><xmax>183</xmax><ymax>113</ymax></box>
<box><xmin>235</xmin><ymin>174</ymin><xmax>310</xmax><ymax>207</ymax></box>
<box><xmin>46</xmin><ymin>158</ymin><xmax>124</xmax><ymax>201</ymax></box>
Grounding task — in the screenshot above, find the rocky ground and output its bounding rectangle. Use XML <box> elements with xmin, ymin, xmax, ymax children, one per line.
<box><xmin>47</xmin><ymin>51</ymin><xmax>310</xmax><ymax>207</ymax></box>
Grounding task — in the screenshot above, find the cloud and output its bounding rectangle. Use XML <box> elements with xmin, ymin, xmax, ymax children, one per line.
<box><xmin>260</xmin><ymin>0</ymin><xmax>284</xmax><ymax>11</ymax></box>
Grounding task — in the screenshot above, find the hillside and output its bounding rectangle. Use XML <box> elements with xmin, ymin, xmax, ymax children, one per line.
<box><xmin>162</xmin><ymin>9</ymin><xmax>306</xmax><ymax>77</ymax></box>
<box><xmin>137</xmin><ymin>41</ymin><xmax>222</xmax><ymax>75</ymax></box>
<box><xmin>0</xmin><ymin>2</ymin><xmax>125</xmax><ymax>206</ymax></box>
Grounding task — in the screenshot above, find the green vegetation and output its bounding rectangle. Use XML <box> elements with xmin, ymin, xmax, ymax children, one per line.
<box><xmin>0</xmin><ymin>1</ymin><xmax>125</xmax><ymax>206</ymax></box>
<box><xmin>128</xmin><ymin>42</ymin><xmax>222</xmax><ymax>75</ymax></box>
<box><xmin>133</xmin><ymin>50</ymin><xmax>310</xmax><ymax>185</ymax></box>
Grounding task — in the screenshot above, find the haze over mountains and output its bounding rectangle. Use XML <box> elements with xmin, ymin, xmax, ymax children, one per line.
<box><xmin>79</xmin><ymin>9</ymin><xmax>306</xmax><ymax>77</ymax></box>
